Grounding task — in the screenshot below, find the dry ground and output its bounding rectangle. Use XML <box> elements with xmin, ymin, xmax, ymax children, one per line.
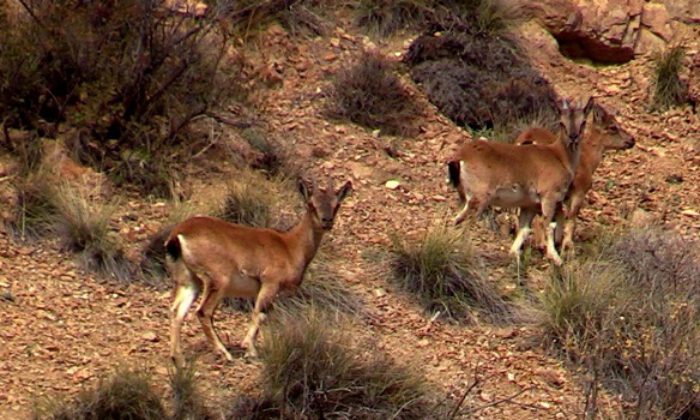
<box><xmin>1</xmin><ymin>13</ymin><xmax>698</xmax><ymax>419</ymax></box>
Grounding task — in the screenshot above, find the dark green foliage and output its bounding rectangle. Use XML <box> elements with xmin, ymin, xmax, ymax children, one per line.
<box><xmin>402</xmin><ymin>1</ymin><xmax>558</xmax><ymax>139</ymax></box>
<box><xmin>390</xmin><ymin>226</ymin><xmax>515</xmax><ymax>323</ymax></box>
<box><xmin>0</xmin><ymin>1</ymin><xmax>238</xmax><ymax>196</ymax></box>
<box><xmin>540</xmin><ymin>229</ymin><xmax>700</xmax><ymax>418</ymax></box>
<box><xmin>326</xmin><ymin>51</ymin><xmax>421</xmax><ymax>136</ymax></box>
<box><xmin>34</xmin><ymin>368</ymin><xmax>166</xmax><ymax>420</ymax></box>
<box><xmin>228</xmin><ymin>308</ymin><xmax>429</xmax><ymax>418</ymax></box>
<box><xmin>651</xmin><ymin>46</ymin><xmax>689</xmax><ymax>111</ymax></box>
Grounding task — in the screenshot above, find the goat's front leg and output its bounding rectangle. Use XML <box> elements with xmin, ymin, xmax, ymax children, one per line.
<box><xmin>242</xmin><ymin>282</ymin><xmax>279</xmax><ymax>358</ymax></box>
<box><xmin>541</xmin><ymin>197</ymin><xmax>563</xmax><ymax>266</ymax></box>
<box><xmin>561</xmin><ymin>192</ymin><xmax>584</xmax><ymax>255</ymax></box>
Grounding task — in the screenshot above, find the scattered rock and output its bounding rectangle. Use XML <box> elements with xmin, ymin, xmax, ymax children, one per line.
<box><xmin>385</xmin><ymin>180</ymin><xmax>401</xmax><ymax>190</ymax></box>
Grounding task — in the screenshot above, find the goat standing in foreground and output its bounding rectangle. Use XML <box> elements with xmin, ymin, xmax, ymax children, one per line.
<box><xmin>515</xmin><ymin>103</ymin><xmax>635</xmax><ymax>253</ymax></box>
<box><xmin>166</xmin><ymin>177</ymin><xmax>352</xmax><ymax>364</ymax></box>
<box><xmin>447</xmin><ymin>97</ymin><xmax>594</xmax><ymax>265</ymax></box>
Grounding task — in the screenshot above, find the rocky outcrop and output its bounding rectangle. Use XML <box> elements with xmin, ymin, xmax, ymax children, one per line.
<box><xmin>527</xmin><ymin>0</ymin><xmax>695</xmax><ymax>63</ymax></box>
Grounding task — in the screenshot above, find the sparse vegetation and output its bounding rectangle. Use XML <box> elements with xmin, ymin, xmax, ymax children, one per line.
<box><xmin>390</xmin><ymin>225</ymin><xmax>516</xmax><ymax>323</ymax></box>
<box><xmin>326</xmin><ymin>51</ymin><xmax>421</xmax><ymax>137</ymax></box>
<box><xmin>240</xmin><ymin>126</ymin><xmax>299</xmax><ymax>179</ymax></box>
<box><xmin>229</xmin><ymin>308</ymin><xmax>430</xmax><ymax>418</ymax></box>
<box><xmin>34</xmin><ymin>368</ymin><xmax>166</xmax><ymax>420</ymax></box>
<box><xmin>540</xmin><ymin>228</ymin><xmax>700</xmax><ymax>418</ymax></box>
<box><xmin>0</xmin><ymin>0</ymin><xmax>240</xmax><ymax>196</ymax></box>
<box><xmin>356</xmin><ymin>0</ymin><xmax>432</xmax><ymax>37</ymax></box>
<box><xmin>402</xmin><ymin>0</ymin><xmax>557</xmax><ymax>140</ymax></box>
<box><xmin>651</xmin><ymin>46</ymin><xmax>689</xmax><ymax>112</ymax></box>
<box><xmin>169</xmin><ymin>360</ymin><xmax>211</xmax><ymax>420</ymax></box>
<box><xmin>10</xmin><ymin>171</ymin><xmax>133</xmax><ymax>281</ymax></box>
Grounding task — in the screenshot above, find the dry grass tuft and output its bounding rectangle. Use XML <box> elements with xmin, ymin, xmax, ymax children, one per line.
<box><xmin>540</xmin><ymin>228</ymin><xmax>699</xmax><ymax>418</ymax></box>
<box><xmin>651</xmin><ymin>46</ymin><xmax>689</xmax><ymax>112</ymax></box>
<box><xmin>33</xmin><ymin>368</ymin><xmax>166</xmax><ymax>420</ymax></box>
<box><xmin>390</xmin><ymin>225</ymin><xmax>516</xmax><ymax>324</ymax></box>
<box><xmin>229</xmin><ymin>308</ymin><xmax>430</xmax><ymax>418</ymax></box>
<box><xmin>325</xmin><ymin>51</ymin><xmax>421</xmax><ymax>137</ymax></box>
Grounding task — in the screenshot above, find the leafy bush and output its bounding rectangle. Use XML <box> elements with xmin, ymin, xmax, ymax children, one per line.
<box><xmin>0</xmin><ymin>1</ymin><xmax>239</xmax><ymax>196</ymax></box>
<box><xmin>229</xmin><ymin>308</ymin><xmax>430</xmax><ymax>418</ymax></box>
<box><xmin>390</xmin><ymin>225</ymin><xmax>515</xmax><ymax>323</ymax></box>
<box><xmin>326</xmin><ymin>51</ymin><xmax>421</xmax><ymax>137</ymax></box>
<box><xmin>34</xmin><ymin>368</ymin><xmax>166</xmax><ymax>420</ymax></box>
<box><xmin>651</xmin><ymin>46</ymin><xmax>689</xmax><ymax>112</ymax></box>
<box><xmin>540</xmin><ymin>229</ymin><xmax>700</xmax><ymax>418</ymax></box>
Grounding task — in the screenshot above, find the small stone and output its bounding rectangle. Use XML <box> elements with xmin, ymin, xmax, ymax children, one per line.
<box><xmin>143</xmin><ymin>331</ymin><xmax>158</xmax><ymax>342</ymax></box>
<box><xmin>385</xmin><ymin>180</ymin><xmax>401</xmax><ymax>190</ymax></box>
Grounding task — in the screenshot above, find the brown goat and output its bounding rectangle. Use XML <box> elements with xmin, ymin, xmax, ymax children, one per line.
<box><xmin>515</xmin><ymin>103</ymin><xmax>635</xmax><ymax>253</ymax></box>
<box><xmin>447</xmin><ymin>97</ymin><xmax>594</xmax><ymax>265</ymax></box>
<box><xmin>166</xmin><ymin>176</ymin><xmax>352</xmax><ymax>364</ymax></box>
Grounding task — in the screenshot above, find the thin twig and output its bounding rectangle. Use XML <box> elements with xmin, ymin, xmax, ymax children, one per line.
<box><xmin>464</xmin><ymin>386</ymin><xmax>537</xmax><ymax>415</ymax></box>
<box><xmin>448</xmin><ymin>377</ymin><xmax>481</xmax><ymax>419</ymax></box>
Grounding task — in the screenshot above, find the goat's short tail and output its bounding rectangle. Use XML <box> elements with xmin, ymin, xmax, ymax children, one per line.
<box><xmin>447</xmin><ymin>160</ymin><xmax>461</xmax><ymax>189</ymax></box>
<box><xmin>165</xmin><ymin>236</ymin><xmax>182</xmax><ymax>261</ymax></box>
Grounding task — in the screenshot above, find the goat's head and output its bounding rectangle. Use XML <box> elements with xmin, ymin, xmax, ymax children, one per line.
<box><xmin>592</xmin><ymin>104</ymin><xmax>635</xmax><ymax>151</ymax></box>
<box><xmin>299</xmin><ymin>176</ymin><xmax>353</xmax><ymax>231</ymax></box>
<box><xmin>558</xmin><ymin>96</ymin><xmax>595</xmax><ymax>148</ymax></box>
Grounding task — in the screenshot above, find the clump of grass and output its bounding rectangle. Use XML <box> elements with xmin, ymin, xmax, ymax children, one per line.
<box><xmin>239</xmin><ymin>126</ymin><xmax>299</xmax><ymax>180</ymax></box>
<box><xmin>10</xmin><ymin>170</ymin><xmax>132</xmax><ymax>281</ymax></box>
<box><xmin>218</xmin><ymin>176</ymin><xmax>275</xmax><ymax>229</ymax></box>
<box><xmin>356</xmin><ymin>0</ymin><xmax>432</xmax><ymax>37</ymax></box>
<box><xmin>229</xmin><ymin>308</ymin><xmax>430</xmax><ymax>418</ymax></box>
<box><xmin>325</xmin><ymin>51</ymin><xmax>421</xmax><ymax>137</ymax></box>
<box><xmin>34</xmin><ymin>368</ymin><xmax>166</xmax><ymax>420</ymax></box>
<box><xmin>279</xmin><ymin>250</ymin><xmax>365</xmax><ymax>316</ymax></box>
<box><xmin>390</xmin><ymin>225</ymin><xmax>515</xmax><ymax>323</ymax></box>
<box><xmin>539</xmin><ymin>228</ymin><xmax>699</xmax><ymax>418</ymax></box>
<box><xmin>50</xmin><ymin>184</ymin><xmax>133</xmax><ymax>281</ymax></box>
<box><xmin>10</xmin><ymin>174</ymin><xmax>57</xmax><ymax>240</ymax></box>
<box><xmin>169</xmin><ymin>360</ymin><xmax>210</xmax><ymax>420</ymax></box>
<box><xmin>651</xmin><ymin>46</ymin><xmax>689</xmax><ymax>112</ymax></box>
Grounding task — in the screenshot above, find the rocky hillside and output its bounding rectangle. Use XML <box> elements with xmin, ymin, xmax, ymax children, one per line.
<box><xmin>1</xmin><ymin>1</ymin><xmax>698</xmax><ymax>418</ymax></box>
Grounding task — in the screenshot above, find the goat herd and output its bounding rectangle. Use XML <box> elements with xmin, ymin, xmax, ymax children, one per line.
<box><xmin>165</xmin><ymin>96</ymin><xmax>635</xmax><ymax>364</ymax></box>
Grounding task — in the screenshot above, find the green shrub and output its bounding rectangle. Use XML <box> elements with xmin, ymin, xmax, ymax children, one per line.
<box><xmin>34</xmin><ymin>368</ymin><xmax>166</xmax><ymax>420</ymax></box>
<box><xmin>326</xmin><ymin>51</ymin><xmax>421</xmax><ymax>137</ymax></box>
<box><xmin>229</xmin><ymin>308</ymin><xmax>429</xmax><ymax>418</ymax></box>
<box><xmin>540</xmin><ymin>229</ymin><xmax>700</xmax><ymax>418</ymax></box>
<box><xmin>651</xmin><ymin>46</ymin><xmax>689</xmax><ymax>112</ymax></box>
<box><xmin>390</xmin><ymin>225</ymin><xmax>515</xmax><ymax>323</ymax></box>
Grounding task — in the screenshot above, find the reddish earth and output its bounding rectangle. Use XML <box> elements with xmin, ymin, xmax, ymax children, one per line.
<box><xmin>0</xmin><ymin>13</ymin><xmax>698</xmax><ymax>419</ymax></box>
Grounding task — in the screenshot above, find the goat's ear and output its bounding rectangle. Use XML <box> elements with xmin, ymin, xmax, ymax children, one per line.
<box><xmin>583</xmin><ymin>96</ymin><xmax>595</xmax><ymax>116</ymax></box>
<box><xmin>298</xmin><ymin>178</ymin><xmax>311</xmax><ymax>201</ymax></box>
<box><xmin>336</xmin><ymin>181</ymin><xmax>353</xmax><ymax>203</ymax></box>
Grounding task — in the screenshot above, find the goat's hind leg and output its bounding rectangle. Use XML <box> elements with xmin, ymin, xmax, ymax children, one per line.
<box><xmin>169</xmin><ymin>261</ymin><xmax>200</xmax><ymax>366</ymax></box>
<box><xmin>242</xmin><ymin>283</ymin><xmax>279</xmax><ymax>359</ymax></box>
<box><xmin>196</xmin><ymin>284</ymin><xmax>233</xmax><ymax>362</ymax></box>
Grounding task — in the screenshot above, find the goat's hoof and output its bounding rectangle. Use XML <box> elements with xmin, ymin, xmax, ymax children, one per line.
<box><xmin>547</xmin><ymin>253</ymin><xmax>563</xmax><ymax>266</ymax></box>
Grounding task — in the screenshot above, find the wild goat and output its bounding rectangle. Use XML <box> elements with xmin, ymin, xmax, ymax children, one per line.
<box><xmin>447</xmin><ymin>97</ymin><xmax>594</xmax><ymax>265</ymax></box>
<box><xmin>515</xmin><ymin>103</ymin><xmax>635</xmax><ymax>253</ymax></box>
<box><xmin>166</xmin><ymin>176</ymin><xmax>352</xmax><ymax>364</ymax></box>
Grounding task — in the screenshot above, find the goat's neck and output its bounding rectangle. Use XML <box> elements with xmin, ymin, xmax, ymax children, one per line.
<box><xmin>283</xmin><ymin>211</ymin><xmax>325</xmax><ymax>276</ymax></box>
<box><xmin>581</xmin><ymin>126</ymin><xmax>606</xmax><ymax>173</ymax></box>
<box><xmin>552</xmin><ymin>130</ymin><xmax>583</xmax><ymax>176</ymax></box>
